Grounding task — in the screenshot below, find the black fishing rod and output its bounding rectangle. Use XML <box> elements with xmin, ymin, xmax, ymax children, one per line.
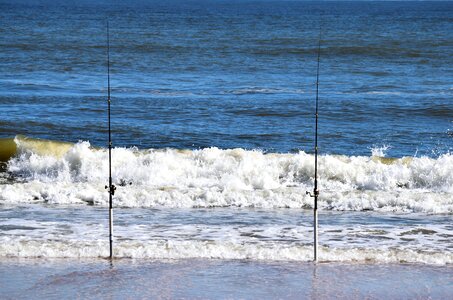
<box><xmin>106</xmin><ymin>22</ymin><xmax>116</xmax><ymax>259</ymax></box>
<box><xmin>306</xmin><ymin>30</ymin><xmax>321</xmax><ymax>262</ymax></box>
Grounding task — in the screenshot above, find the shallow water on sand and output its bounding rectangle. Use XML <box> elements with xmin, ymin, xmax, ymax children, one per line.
<box><xmin>1</xmin><ymin>206</ymin><xmax>452</xmax><ymax>265</ymax></box>
<box><xmin>1</xmin><ymin>258</ymin><xmax>452</xmax><ymax>299</ymax></box>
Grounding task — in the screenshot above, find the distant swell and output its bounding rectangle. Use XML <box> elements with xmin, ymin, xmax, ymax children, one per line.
<box><xmin>249</xmin><ymin>45</ymin><xmax>439</xmax><ymax>59</ymax></box>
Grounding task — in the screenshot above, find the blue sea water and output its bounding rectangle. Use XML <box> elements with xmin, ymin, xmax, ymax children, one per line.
<box><xmin>1</xmin><ymin>0</ymin><xmax>452</xmax><ymax>156</ymax></box>
<box><xmin>0</xmin><ymin>0</ymin><xmax>452</xmax><ymax>283</ymax></box>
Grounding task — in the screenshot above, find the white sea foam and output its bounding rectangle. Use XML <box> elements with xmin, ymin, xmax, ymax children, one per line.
<box><xmin>1</xmin><ymin>205</ymin><xmax>451</xmax><ymax>264</ymax></box>
<box><xmin>1</xmin><ymin>140</ymin><xmax>452</xmax><ymax>212</ymax></box>
<box><xmin>1</xmin><ymin>240</ymin><xmax>451</xmax><ymax>265</ymax></box>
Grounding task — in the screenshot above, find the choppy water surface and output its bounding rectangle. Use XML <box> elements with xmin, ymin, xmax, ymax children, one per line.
<box><xmin>0</xmin><ymin>0</ymin><xmax>452</xmax><ymax>268</ymax></box>
<box><xmin>1</xmin><ymin>0</ymin><xmax>452</xmax><ymax>155</ymax></box>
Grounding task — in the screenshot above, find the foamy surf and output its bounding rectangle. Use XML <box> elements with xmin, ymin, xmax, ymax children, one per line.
<box><xmin>1</xmin><ymin>240</ymin><xmax>451</xmax><ymax>265</ymax></box>
<box><xmin>1</xmin><ymin>203</ymin><xmax>451</xmax><ymax>265</ymax></box>
<box><xmin>1</xmin><ymin>136</ymin><xmax>452</xmax><ymax>213</ymax></box>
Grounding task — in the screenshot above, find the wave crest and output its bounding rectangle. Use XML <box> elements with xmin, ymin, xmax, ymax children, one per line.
<box><xmin>1</xmin><ymin>139</ymin><xmax>452</xmax><ymax>212</ymax></box>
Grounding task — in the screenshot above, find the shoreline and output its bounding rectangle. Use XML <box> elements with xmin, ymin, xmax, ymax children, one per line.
<box><xmin>1</xmin><ymin>258</ymin><xmax>452</xmax><ymax>299</ymax></box>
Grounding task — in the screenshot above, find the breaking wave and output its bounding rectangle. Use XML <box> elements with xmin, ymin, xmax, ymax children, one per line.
<box><xmin>0</xmin><ymin>136</ymin><xmax>452</xmax><ymax>213</ymax></box>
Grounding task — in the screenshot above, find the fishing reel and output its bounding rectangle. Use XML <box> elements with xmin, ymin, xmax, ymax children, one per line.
<box><xmin>306</xmin><ymin>190</ymin><xmax>319</xmax><ymax>198</ymax></box>
<box><xmin>105</xmin><ymin>184</ymin><xmax>117</xmax><ymax>196</ymax></box>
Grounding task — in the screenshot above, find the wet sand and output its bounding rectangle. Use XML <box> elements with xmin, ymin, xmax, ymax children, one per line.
<box><xmin>1</xmin><ymin>258</ymin><xmax>452</xmax><ymax>299</ymax></box>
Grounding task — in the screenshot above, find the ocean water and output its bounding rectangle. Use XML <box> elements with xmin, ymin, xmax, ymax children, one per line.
<box><xmin>2</xmin><ymin>259</ymin><xmax>453</xmax><ymax>299</ymax></box>
<box><xmin>0</xmin><ymin>0</ymin><xmax>452</xmax><ymax>285</ymax></box>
